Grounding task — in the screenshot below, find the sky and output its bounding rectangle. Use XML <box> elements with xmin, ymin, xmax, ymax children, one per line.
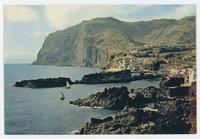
<box><xmin>4</xmin><ymin>5</ymin><xmax>196</xmax><ymax>63</ymax></box>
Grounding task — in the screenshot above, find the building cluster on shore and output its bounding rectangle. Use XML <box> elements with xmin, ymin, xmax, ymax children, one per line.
<box><xmin>105</xmin><ymin>48</ymin><xmax>168</xmax><ymax>73</ymax></box>
<box><xmin>166</xmin><ymin>68</ymin><xmax>196</xmax><ymax>86</ymax></box>
<box><xmin>158</xmin><ymin>67</ymin><xmax>196</xmax><ymax>98</ymax></box>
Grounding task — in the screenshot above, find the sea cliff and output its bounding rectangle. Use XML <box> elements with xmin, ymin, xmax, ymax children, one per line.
<box><xmin>33</xmin><ymin>16</ymin><xmax>195</xmax><ymax>68</ymax></box>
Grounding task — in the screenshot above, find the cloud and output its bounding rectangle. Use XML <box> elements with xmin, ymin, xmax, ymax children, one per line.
<box><xmin>151</xmin><ymin>5</ymin><xmax>196</xmax><ymax>20</ymax></box>
<box><xmin>44</xmin><ymin>5</ymin><xmax>71</xmax><ymax>29</ymax></box>
<box><xmin>4</xmin><ymin>5</ymin><xmax>38</xmax><ymax>22</ymax></box>
<box><xmin>172</xmin><ymin>5</ymin><xmax>196</xmax><ymax>18</ymax></box>
<box><xmin>33</xmin><ymin>31</ymin><xmax>49</xmax><ymax>37</ymax></box>
<box><xmin>44</xmin><ymin>5</ymin><xmax>134</xmax><ymax>29</ymax></box>
<box><xmin>44</xmin><ymin>5</ymin><xmax>196</xmax><ymax>29</ymax></box>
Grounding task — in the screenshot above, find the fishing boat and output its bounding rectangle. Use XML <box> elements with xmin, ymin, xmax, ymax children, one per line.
<box><xmin>60</xmin><ymin>91</ymin><xmax>65</xmax><ymax>100</ymax></box>
<box><xmin>65</xmin><ymin>81</ymin><xmax>71</xmax><ymax>89</ymax></box>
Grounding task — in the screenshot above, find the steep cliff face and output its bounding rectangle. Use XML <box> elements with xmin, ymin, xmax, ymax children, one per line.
<box><xmin>33</xmin><ymin>16</ymin><xmax>195</xmax><ymax>67</ymax></box>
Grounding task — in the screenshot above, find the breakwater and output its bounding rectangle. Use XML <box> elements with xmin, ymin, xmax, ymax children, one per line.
<box><xmin>14</xmin><ymin>77</ymin><xmax>72</xmax><ymax>88</ymax></box>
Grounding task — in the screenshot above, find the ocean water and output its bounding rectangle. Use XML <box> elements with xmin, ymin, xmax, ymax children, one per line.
<box><xmin>4</xmin><ymin>64</ymin><xmax>160</xmax><ymax>134</ymax></box>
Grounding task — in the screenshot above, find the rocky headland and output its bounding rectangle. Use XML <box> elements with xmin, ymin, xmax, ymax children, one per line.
<box><xmin>70</xmin><ymin>86</ymin><xmax>167</xmax><ymax>109</ymax></box>
<box><xmin>70</xmin><ymin>77</ymin><xmax>196</xmax><ymax>134</ymax></box>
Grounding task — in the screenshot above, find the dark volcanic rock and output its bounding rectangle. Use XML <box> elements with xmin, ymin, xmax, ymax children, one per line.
<box><xmin>14</xmin><ymin>77</ymin><xmax>72</xmax><ymax>88</ymax></box>
<box><xmin>77</xmin><ymin>108</ymin><xmax>159</xmax><ymax>134</ymax></box>
<box><xmin>77</xmin><ymin>70</ymin><xmax>132</xmax><ymax>84</ymax></box>
<box><xmin>154</xmin><ymin>99</ymin><xmax>191</xmax><ymax>134</ymax></box>
<box><xmin>70</xmin><ymin>86</ymin><xmax>131</xmax><ymax>109</ymax></box>
<box><xmin>71</xmin><ymin>75</ymin><xmax>194</xmax><ymax>134</ymax></box>
<box><xmin>75</xmin><ymin>70</ymin><xmax>161</xmax><ymax>84</ymax></box>
<box><xmin>90</xmin><ymin>116</ymin><xmax>113</xmax><ymax>125</ymax></box>
<box><xmin>160</xmin><ymin>76</ymin><xmax>184</xmax><ymax>87</ymax></box>
<box><xmin>70</xmin><ymin>86</ymin><xmax>168</xmax><ymax>109</ymax></box>
<box><xmin>75</xmin><ymin>98</ymin><xmax>190</xmax><ymax>134</ymax></box>
<box><xmin>159</xmin><ymin>76</ymin><xmax>189</xmax><ymax>97</ymax></box>
<box><xmin>72</xmin><ymin>79</ymin><xmax>192</xmax><ymax>134</ymax></box>
<box><xmin>129</xmin><ymin>86</ymin><xmax>167</xmax><ymax>107</ymax></box>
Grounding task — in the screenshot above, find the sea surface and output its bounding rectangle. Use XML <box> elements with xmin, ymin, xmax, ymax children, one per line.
<box><xmin>4</xmin><ymin>64</ymin><xmax>160</xmax><ymax>134</ymax></box>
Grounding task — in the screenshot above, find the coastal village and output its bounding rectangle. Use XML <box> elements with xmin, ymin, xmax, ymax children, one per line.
<box><xmin>105</xmin><ymin>48</ymin><xmax>160</xmax><ymax>72</ymax></box>
<box><xmin>104</xmin><ymin>45</ymin><xmax>196</xmax><ymax>85</ymax></box>
<box><xmin>5</xmin><ymin>4</ymin><xmax>197</xmax><ymax>135</ymax></box>
<box><xmin>13</xmin><ymin>41</ymin><xmax>196</xmax><ymax>134</ymax></box>
<box><xmin>166</xmin><ymin>68</ymin><xmax>196</xmax><ymax>86</ymax></box>
<box><xmin>14</xmin><ymin>45</ymin><xmax>197</xmax><ymax>134</ymax></box>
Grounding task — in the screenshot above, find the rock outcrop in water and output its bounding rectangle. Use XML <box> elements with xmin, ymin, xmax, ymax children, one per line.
<box><xmin>70</xmin><ymin>86</ymin><xmax>131</xmax><ymax>109</ymax></box>
<box><xmin>14</xmin><ymin>77</ymin><xmax>72</xmax><ymax>88</ymax></box>
<box><xmin>75</xmin><ymin>70</ymin><xmax>161</xmax><ymax>84</ymax></box>
<box><xmin>71</xmin><ymin>77</ymin><xmax>196</xmax><ymax>134</ymax></box>
<box><xmin>70</xmin><ymin>86</ymin><xmax>167</xmax><ymax>109</ymax></box>
<box><xmin>76</xmin><ymin>70</ymin><xmax>132</xmax><ymax>84</ymax></box>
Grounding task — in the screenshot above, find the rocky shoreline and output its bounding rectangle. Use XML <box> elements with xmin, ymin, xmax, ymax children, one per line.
<box><xmin>14</xmin><ymin>70</ymin><xmax>161</xmax><ymax>88</ymax></box>
<box><xmin>12</xmin><ymin>67</ymin><xmax>196</xmax><ymax>134</ymax></box>
<box><xmin>75</xmin><ymin>70</ymin><xmax>161</xmax><ymax>84</ymax></box>
<box><xmin>70</xmin><ymin>86</ymin><xmax>168</xmax><ymax>109</ymax></box>
<box><xmin>75</xmin><ymin>100</ymin><xmax>190</xmax><ymax>134</ymax></box>
<box><xmin>70</xmin><ymin>77</ymin><xmax>196</xmax><ymax>134</ymax></box>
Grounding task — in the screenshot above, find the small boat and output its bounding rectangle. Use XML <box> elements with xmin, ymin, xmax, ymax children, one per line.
<box><xmin>65</xmin><ymin>81</ymin><xmax>71</xmax><ymax>89</ymax></box>
<box><xmin>60</xmin><ymin>91</ymin><xmax>65</xmax><ymax>100</ymax></box>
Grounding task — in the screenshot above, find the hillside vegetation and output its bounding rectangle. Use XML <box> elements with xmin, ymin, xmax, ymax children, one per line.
<box><xmin>33</xmin><ymin>16</ymin><xmax>196</xmax><ymax>67</ymax></box>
